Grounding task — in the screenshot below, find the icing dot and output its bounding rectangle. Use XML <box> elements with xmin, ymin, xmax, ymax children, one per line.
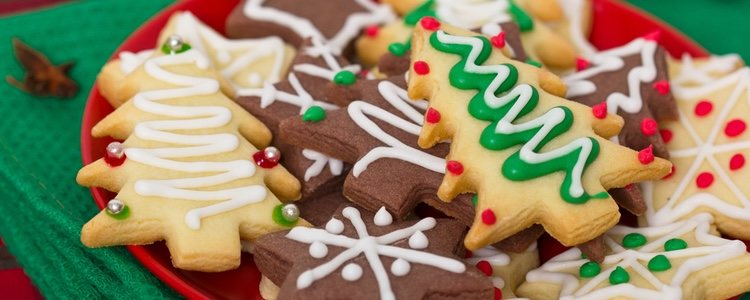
<box><xmin>494</xmin><ymin>288</ymin><xmax>503</xmax><ymax>300</ymax></box>
<box><xmin>647</xmin><ymin>254</ymin><xmax>671</xmax><ymax>271</ymax></box>
<box><xmin>490</xmin><ymin>32</ymin><xmax>506</xmax><ymax>49</ymax></box>
<box><xmin>622</xmin><ymin>233</ymin><xmax>647</xmax><ymax>248</ymax></box>
<box><xmin>660</xmin><ymin>129</ymin><xmax>673</xmax><ymax>144</ymax></box>
<box><xmin>105</xmin><ymin>142</ymin><xmax>126</xmax><ymax>167</ymax></box>
<box><xmin>254</xmin><ymin>149</ymin><xmax>281</xmax><ymax>168</ymax></box>
<box><xmin>638</xmin><ymin>145</ymin><xmax>655</xmax><ymax>164</ymax></box>
<box><xmin>579</xmin><ymin>261</ymin><xmax>601</xmax><ymax>278</ymax></box>
<box><xmin>373</xmin><ymin>207</ymin><xmax>393</xmax><ymax>226</ymax></box>
<box><xmin>592</xmin><ymin>102</ymin><xmax>608</xmax><ymax>119</ymax></box>
<box><xmin>663</xmin><ymin>165</ymin><xmax>676</xmax><ymax>180</ymax></box>
<box><xmin>652</xmin><ymin>80</ymin><xmax>670</xmax><ymax>95</ymax></box>
<box><xmin>425</xmin><ymin>107</ymin><xmax>441</xmax><ymax>124</ymax></box>
<box><xmin>465</xmin><ymin>250</ymin><xmax>473</xmax><ymax>258</ymax></box>
<box><xmin>481</xmin><ymin>209</ymin><xmax>496</xmax><ymax>225</ymax></box>
<box><xmin>302</xmin><ymin>106</ymin><xmax>326</xmax><ymax>122</ymax></box>
<box><xmin>408</xmin><ymin>230</ymin><xmax>429</xmax><ymax>249</ymax></box>
<box><xmin>730</xmin><ymin>153</ymin><xmax>746</xmax><ymax>171</ymax></box>
<box><xmin>333</xmin><ymin>70</ymin><xmax>357</xmax><ymax>86</ymax></box>
<box><xmin>696</xmin><ymin>172</ymin><xmax>714</xmax><ymax>189</ymax></box>
<box><xmin>576</xmin><ymin>57</ymin><xmax>590</xmax><ymax>71</ymax></box>
<box><xmin>640</xmin><ymin>118</ymin><xmax>658</xmax><ymax>136</ymax></box>
<box><xmin>388</xmin><ymin>42</ymin><xmax>408</xmax><ymax>57</ymax></box>
<box><xmin>271</xmin><ymin>204</ymin><xmax>298</xmax><ymax>226</ymax></box>
<box><xmin>309</xmin><ymin>241</ymin><xmax>328</xmax><ymax>258</ymax></box>
<box><xmin>364</xmin><ymin>25</ymin><xmax>379</xmax><ymax>38</ymax></box>
<box><xmin>325</xmin><ymin>217</ymin><xmax>344</xmax><ymax>234</ymax></box>
<box><xmin>341</xmin><ymin>263</ymin><xmax>363</xmax><ymax>281</ymax></box>
<box><xmin>413</xmin><ymin>61</ymin><xmax>430</xmax><ymax>75</ymax></box>
<box><xmin>643</xmin><ymin>30</ymin><xmax>662</xmax><ymax>42</ymax></box>
<box><xmin>694</xmin><ymin>100</ymin><xmax>713</xmax><ymax>117</ymax></box>
<box><xmin>725</xmin><ymin>119</ymin><xmax>747</xmax><ymax>137</ymax></box>
<box><xmin>391</xmin><ymin>258</ymin><xmax>411</xmax><ymax>276</ymax></box>
<box><xmin>446</xmin><ymin>160</ymin><xmax>464</xmax><ymax>175</ymax></box>
<box><xmin>420</xmin><ymin>17</ymin><xmax>441</xmax><ymax>31</ymax></box>
<box><xmin>471</xmin><ymin>194</ymin><xmax>478</xmax><ymax>206</ymax></box>
<box><xmin>609</xmin><ymin>266</ymin><xmax>630</xmax><ymax>285</ymax></box>
<box><xmin>475</xmin><ymin>260</ymin><xmax>493</xmax><ymax>276</ymax></box>
<box><xmin>664</xmin><ymin>238</ymin><xmax>688</xmax><ymax>251</ymax></box>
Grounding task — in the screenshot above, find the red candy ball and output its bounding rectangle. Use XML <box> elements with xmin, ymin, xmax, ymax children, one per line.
<box><xmin>730</xmin><ymin>153</ymin><xmax>746</xmax><ymax>171</ymax></box>
<box><xmin>425</xmin><ymin>107</ymin><xmax>441</xmax><ymax>124</ymax></box>
<box><xmin>725</xmin><ymin>119</ymin><xmax>747</xmax><ymax>137</ymax></box>
<box><xmin>446</xmin><ymin>160</ymin><xmax>464</xmax><ymax>175</ymax></box>
<box><xmin>652</xmin><ymin>80</ymin><xmax>671</xmax><ymax>95</ymax></box>
<box><xmin>420</xmin><ymin>17</ymin><xmax>441</xmax><ymax>31</ymax></box>
<box><xmin>475</xmin><ymin>260</ymin><xmax>493</xmax><ymax>276</ymax></box>
<box><xmin>696</xmin><ymin>172</ymin><xmax>714</xmax><ymax>189</ymax></box>
<box><xmin>481</xmin><ymin>209</ymin><xmax>496</xmax><ymax>225</ymax></box>
<box><xmin>494</xmin><ymin>288</ymin><xmax>503</xmax><ymax>300</ymax></box>
<box><xmin>413</xmin><ymin>61</ymin><xmax>430</xmax><ymax>75</ymax></box>
<box><xmin>640</xmin><ymin>118</ymin><xmax>658</xmax><ymax>136</ymax></box>
<box><xmin>592</xmin><ymin>102</ymin><xmax>608</xmax><ymax>119</ymax></box>
<box><xmin>364</xmin><ymin>25</ymin><xmax>379</xmax><ymax>37</ymax></box>
<box><xmin>638</xmin><ymin>145</ymin><xmax>655</xmax><ymax>164</ymax></box>
<box><xmin>576</xmin><ymin>57</ymin><xmax>590</xmax><ymax>71</ymax></box>
<box><xmin>660</xmin><ymin>129</ymin><xmax>673</xmax><ymax>143</ymax></box>
<box><xmin>694</xmin><ymin>100</ymin><xmax>713</xmax><ymax>117</ymax></box>
<box><xmin>490</xmin><ymin>32</ymin><xmax>506</xmax><ymax>49</ymax></box>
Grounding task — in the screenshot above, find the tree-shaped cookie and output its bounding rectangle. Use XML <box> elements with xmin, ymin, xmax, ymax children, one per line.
<box><xmin>253</xmin><ymin>205</ymin><xmax>494</xmax><ymax>299</ymax></box>
<box><xmin>641</xmin><ymin>66</ymin><xmax>750</xmax><ymax>240</ymax></box>
<box><xmin>518</xmin><ymin>213</ymin><xmax>750</xmax><ymax>300</ymax></box>
<box><xmin>407</xmin><ymin>22</ymin><xmax>672</xmax><ymax>250</ymax></box>
<box><xmin>668</xmin><ymin>53</ymin><xmax>744</xmax><ymax>87</ymax></box>
<box><xmin>77</xmin><ymin>39</ymin><xmax>304</xmax><ymax>272</ymax></box>
<box><xmin>465</xmin><ymin>244</ymin><xmax>539</xmax><ymax>299</ymax></box>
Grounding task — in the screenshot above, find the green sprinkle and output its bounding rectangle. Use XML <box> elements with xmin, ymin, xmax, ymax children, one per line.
<box><xmin>579</xmin><ymin>261</ymin><xmax>601</xmax><ymax>278</ymax></box>
<box><xmin>333</xmin><ymin>70</ymin><xmax>356</xmax><ymax>86</ymax></box>
<box><xmin>664</xmin><ymin>238</ymin><xmax>688</xmax><ymax>251</ymax></box>
<box><xmin>608</xmin><ymin>266</ymin><xmax>630</xmax><ymax>285</ymax></box>
<box><xmin>622</xmin><ymin>233</ymin><xmax>647</xmax><ymax>248</ymax></box>
<box><xmin>471</xmin><ymin>194</ymin><xmax>478</xmax><ymax>206</ymax></box>
<box><xmin>388</xmin><ymin>42</ymin><xmax>408</xmax><ymax>57</ymax></box>
<box><xmin>647</xmin><ymin>254</ymin><xmax>671</xmax><ymax>271</ymax></box>
<box><xmin>161</xmin><ymin>42</ymin><xmax>191</xmax><ymax>55</ymax></box>
<box><xmin>106</xmin><ymin>205</ymin><xmax>130</xmax><ymax>220</ymax></box>
<box><xmin>272</xmin><ymin>204</ymin><xmax>298</xmax><ymax>227</ymax></box>
<box><xmin>525</xmin><ymin>58</ymin><xmax>542</xmax><ymax>68</ymax></box>
<box><xmin>302</xmin><ymin>106</ymin><xmax>326</xmax><ymax>122</ymax></box>
<box><xmin>509</xmin><ymin>0</ymin><xmax>534</xmax><ymax>32</ymax></box>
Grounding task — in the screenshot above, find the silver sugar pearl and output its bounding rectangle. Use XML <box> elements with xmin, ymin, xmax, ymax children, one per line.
<box><xmin>106</xmin><ymin>199</ymin><xmax>125</xmax><ymax>215</ymax></box>
<box><xmin>166</xmin><ymin>35</ymin><xmax>184</xmax><ymax>52</ymax></box>
<box><xmin>281</xmin><ymin>203</ymin><xmax>300</xmax><ymax>222</ymax></box>
<box><xmin>106</xmin><ymin>142</ymin><xmax>124</xmax><ymax>158</ymax></box>
<box><xmin>264</xmin><ymin>146</ymin><xmax>281</xmax><ymax>161</ymax></box>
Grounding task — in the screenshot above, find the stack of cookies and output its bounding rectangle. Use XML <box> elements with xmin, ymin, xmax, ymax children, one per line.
<box><xmin>76</xmin><ymin>0</ymin><xmax>750</xmax><ymax>299</ymax></box>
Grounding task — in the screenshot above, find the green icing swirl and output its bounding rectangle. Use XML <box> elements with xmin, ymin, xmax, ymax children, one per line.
<box><xmin>427</xmin><ymin>31</ymin><xmax>606</xmax><ymax>204</ymax></box>
<box><xmin>509</xmin><ymin>0</ymin><xmax>534</xmax><ymax>32</ymax></box>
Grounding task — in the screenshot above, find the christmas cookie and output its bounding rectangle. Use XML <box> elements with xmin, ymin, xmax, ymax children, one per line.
<box><xmin>466</xmin><ymin>244</ymin><xmax>540</xmax><ymax>299</ymax></box>
<box><xmin>517</xmin><ymin>213</ymin><xmax>750</xmax><ymax>300</ymax></box>
<box><xmin>253</xmin><ymin>205</ymin><xmax>494</xmax><ymax>299</ymax></box>
<box><xmin>407</xmin><ymin>22</ymin><xmax>672</xmax><ymax>250</ymax></box>
<box><xmin>77</xmin><ymin>38</ymin><xmax>304</xmax><ymax>272</ymax></box>
<box><xmin>357</xmin><ymin>0</ymin><xmax>577</xmax><ymax>70</ymax></box>
<box><xmin>226</xmin><ymin>0</ymin><xmax>395</xmax><ymax>56</ymax></box>
<box><xmin>641</xmin><ymin>66</ymin><xmax>750</xmax><ymax>240</ymax></box>
<box><xmin>517</xmin><ymin>0</ymin><xmax>596</xmax><ymax>58</ymax></box>
<box><xmin>668</xmin><ymin>53</ymin><xmax>744</xmax><ymax>87</ymax></box>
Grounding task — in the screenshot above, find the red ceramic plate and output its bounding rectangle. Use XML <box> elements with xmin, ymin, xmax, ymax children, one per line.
<box><xmin>80</xmin><ymin>0</ymin><xmax>717</xmax><ymax>299</ymax></box>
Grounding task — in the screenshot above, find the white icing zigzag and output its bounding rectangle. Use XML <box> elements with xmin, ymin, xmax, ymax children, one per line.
<box><xmin>525</xmin><ymin>213</ymin><xmax>747</xmax><ymax>300</ymax></box>
<box><xmin>286</xmin><ymin>206</ymin><xmax>466</xmax><ymax>300</ymax></box>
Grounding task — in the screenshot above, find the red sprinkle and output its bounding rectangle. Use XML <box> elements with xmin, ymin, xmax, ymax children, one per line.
<box><xmin>694</xmin><ymin>100</ymin><xmax>713</xmax><ymax>117</ymax></box>
<box><xmin>425</xmin><ymin>107</ymin><xmax>441</xmax><ymax>124</ymax></box>
<box><xmin>576</xmin><ymin>57</ymin><xmax>590</xmax><ymax>71</ymax></box>
<box><xmin>420</xmin><ymin>17</ymin><xmax>441</xmax><ymax>31</ymax></box>
<box><xmin>253</xmin><ymin>151</ymin><xmax>280</xmax><ymax>168</ymax></box>
<box><xmin>481</xmin><ymin>209</ymin><xmax>496</xmax><ymax>225</ymax></box>
<box><xmin>652</xmin><ymin>80</ymin><xmax>671</xmax><ymax>95</ymax></box>
<box><xmin>475</xmin><ymin>260</ymin><xmax>493</xmax><ymax>276</ymax></box>
<box><xmin>660</xmin><ymin>129</ymin><xmax>673</xmax><ymax>143</ymax></box>
<box><xmin>446</xmin><ymin>160</ymin><xmax>464</xmax><ymax>175</ymax></box>
<box><xmin>638</xmin><ymin>145</ymin><xmax>655</xmax><ymax>164</ymax></box>
<box><xmin>465</xmin><ymin>250</ymin><xmax>473</xmax><ymax>259</ymax></box>
<box><xmin>696</xmin><ymin>172</ymin><xmax>714</xmax><ymax>189</ymax></box>
<box><xmin>105</xmin><ymin>152</ymin><xmax>126</xmax><ymax>167</ymax></box>
<box><xmin>725</xmin><ymin>119</ymin><xmax>747</xmax><ymax>137</ymax></box>
<box><xmin>592</xmin><ymin>102</ymin><xmax>608</xmax><ymax>119</ymax></box>
<box><xmin>643</xmin><ymin>30</ymin><xmax>662</xmax><ymax>42</ymax></box>
<box><xmin>663</xmin><ymin>165</ymin><xmax>675</xmax><ymax>179</ymax></box>
<box><xmin>730</xmin><ymin>153</ymin><xmax>746</xmax><ymax>171</ymax></box>
<box><xmin>640</xmin><ymin>118</ymin><xmax>658</xmax><ymax>136</ymax></box>
<box><xmin>413</xmin><ymin>61</ymin><xmax>430</xmax><ymax>75</ymax></box>
<box><xmin>490</xmin><ymin>32</ymin><xmax>506</xmax><ymax>48</ymax></box>
<box><xmin>494</xmin><ymin>288</ymin><xmax>503</xmax><ymax>300</ymax></box>
<box><xmin>364</xmin><ymin>25</ymin><xmax>379</xmax><ymax>38</ymax></box>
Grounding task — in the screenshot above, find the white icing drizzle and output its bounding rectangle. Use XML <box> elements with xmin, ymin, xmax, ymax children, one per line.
<box><xmin>292</xmin><ymin>36</ymin><xmax>362</xmax><ymax>81</ymax></box>
<box><xmin>286</xmin><ymin>206</ymin><xmax>466</xmax><ymax>300</ymax></box>
<box><xmin>643</xmin><ymin>67</ymin><xmax>750</xmax><ymax>226</ymax></box>
<box><xmin>524</xmin><ymin>213</ymin><xmax>747</xmax><ymax>300</ymax></box>
<box><xmin>243</xmin><ymin>0</ymin><xmax>395</xmax><ymax>55</ymax></box>
<box><xmin>125</xmin><ymin>50</ymin><xmax>268</xmax><ymax>230</ymax></box>
<box><xmin>435</xmin><ymin>30</ymin><xmax>596</xmax><ymax>198</ymax></box>
<box><xmin>119</xmin><ymin>50</ymin><xmax>154</xmax><ymax>75</ymax></box>
<box><xmin>564</xmin><ymin>38</ymin><xmax>658</xmax><ymax>115</ymax></box>
<box><xmin>301</xmin><ymin>149</ymin><xmax>344</xmax><ymax>181</ymax></box>
<box><xmin>556</xmin><ymin>0</ymin><xmax>598</xmax><ymax>57</ymax></box>
<box><xmin>374</xmin><ymin>207</ymin><xmax>394</xmax><ymax>226</ymax></box>
<box><xmin>349</xmin><ymin>81</ymin><xmax>446</xmax><ymax>176</ymax></box>
<box><xmin>671</xmin><ymin>54</ymin><xmax>743</xmax><ymax>86</ymax></box>
<box><xmin>466</xmin><ymin>246</ymin><xmax>511</xmax><ymax>289</ymax></box>
<box><xmin>435</xmin><ymin>0</ymin><xmax>512</xmax><ymax>30</ymax></box>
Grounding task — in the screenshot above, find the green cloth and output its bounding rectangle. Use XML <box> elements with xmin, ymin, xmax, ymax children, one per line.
<box><xmin>0</xmin><ymin>0</ymin><xmax>176</xmax><ymax>299</ymax></box>
<box><xmin>629</xmin><ymin>0</ymin><xmax>750</xmax><ymax>61</ymax></box>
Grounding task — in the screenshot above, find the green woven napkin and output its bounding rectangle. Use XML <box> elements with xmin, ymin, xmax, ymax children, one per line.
<box><xmin>0</xmin><ymin>0</ymin><xmax>176</xmax><ymax>298</ymax></box>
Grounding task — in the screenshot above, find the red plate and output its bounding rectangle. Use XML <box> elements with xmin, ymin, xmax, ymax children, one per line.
<box><xmin>80</xmin><ymin>0</ymin><xmax>717</xmax><ymax>299</ymax></box>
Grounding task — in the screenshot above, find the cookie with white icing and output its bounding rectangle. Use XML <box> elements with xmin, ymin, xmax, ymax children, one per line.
<box><xmin>407</xmin><ymin>22</ymin><xmax>672</xmax><ymax>250</ymax></box>
<box><xmin>517</xmin><ymin>213</ymin><xmax>750</xmax><ymax>300</ymax></box>
<box><xmin>641</xmin><ymin>65</ymin><xmax>750</xmax><ymax>240</ymax></box>
<box><xmin>77</xmin><ymin>38</ymin><xmax>304</xmax><ymax>272</ymax></box>
<box><xmin>516</xmin><ymin>0</ymin><xmax>595</xmax><ymax>59</ymax></box>
<box><xmin>668</xmin><ymin>54</ymin><xmax>745</xmax><ymax>87</ymax></box>
<box><xmin>466</xmin><ymin>244</ymin><xmax>540</xmax><ymax>299</ymax></box>
<box><xmin>253</xmin><ymin>205</ymin><xmax>494</xmax><ymax>299</ymax></box>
